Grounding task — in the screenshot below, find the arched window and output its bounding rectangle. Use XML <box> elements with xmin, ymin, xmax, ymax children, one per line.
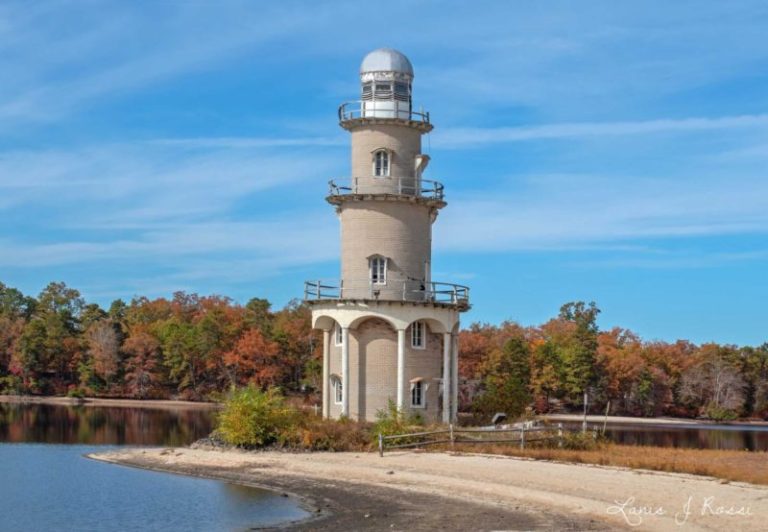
<box><xmin>369</xmin><ymin>256</ymin><xmax>387</xmax><ymax>284</ymax></box>
<box><xmin>373</xmin><ymin>150</ymin><xmax>390</xmax><ymax>177</ymax></box>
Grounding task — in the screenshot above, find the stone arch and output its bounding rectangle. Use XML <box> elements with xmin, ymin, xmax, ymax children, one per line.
<box><xmin>405</xmin><ymin>316</ymin><xmax>448</xmax><ymax>334</ymax></box>
<box><xmin>348</xmin><ymin>313</ymin><xmax>399</xmax><ymax>331</ymax></box>
<box><xmin>313</xmin><ymin>313</ymin><xmax>337</xmax><ymax>331</ymax></box>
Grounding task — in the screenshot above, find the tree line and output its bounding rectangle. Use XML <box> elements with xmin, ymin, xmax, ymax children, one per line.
<box><xmin>462</xmin><ymin>302</ymin><xmax>768</xmax><ymax>421</ymax></box>
<box><xmin>1</xmin><ymin>282</ymin><xmax>766</xmax><ymax>420</ymax></box>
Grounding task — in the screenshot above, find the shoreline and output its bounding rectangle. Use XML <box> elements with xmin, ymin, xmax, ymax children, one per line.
<box><xmin>0</xmin><ymin>394</ymin><xmax>220</xmax><ymax>410</ymax></box>
<box><xmin>88</xmin><ymin>446</ymin><xmax>596</xmax><ymax>531</ymax></box>
<box><xmin>89</xmin><ymin>446</ymin><xmax>768</xmax><ymax>531</ymax></box>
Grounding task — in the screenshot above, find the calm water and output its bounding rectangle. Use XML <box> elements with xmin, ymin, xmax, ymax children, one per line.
<box><xmin>0</xmin><ymin>403</ymin><xmax>310</xmax><ymax>531</ymax></box>
<box><xmin>565</xmin><ymin>421</ymin><xmax>768</xmax><ymax>451</ymax></box>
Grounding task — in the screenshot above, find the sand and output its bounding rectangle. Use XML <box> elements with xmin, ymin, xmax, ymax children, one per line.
<box><xmin>88</xmin><ymin>446</ymin><xmax>768</xmax><ymax>531</ymax></box>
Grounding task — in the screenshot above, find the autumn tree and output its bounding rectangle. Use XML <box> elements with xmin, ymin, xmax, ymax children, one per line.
<box><xmin>223</xmin><ymin>328</ymin><xmax>282</xmax><ymax>387</ymax></box>
<box><xmin>85</xmin><ymin>320</ymin><xmax>121</xmax><ymax>387</ymax></box>
<box><xmin>681</xmin><ymin>343</ymin><xmax>745</xmax><ymax>420</ymax></box>
<box><xmin>473</xmin><ymin>336</ymin><xmax>532</xmax><ymax>419</ymax></box>
<box><xmin>123</xmin><ymin>330</ymin><xmax>161</xmax><ymax>399</ymax></box>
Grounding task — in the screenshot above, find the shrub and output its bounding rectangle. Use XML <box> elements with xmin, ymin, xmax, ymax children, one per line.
<box><xmin>0</xmin><ymin>375</ymin><xmax>22</xmax><ymax>394</ymax></box>
<box><xmin>217</xmin><ymin>386</ymin><xmax>298</xmax><ymax>447</ymax></box>
<box><xmin>704</xmin><ymin>403</ymin><xmax>739</xmax><ymax>421</ymax></box>
<box><xmin>372</xmin><ymin>400</ymin><xmax>423</xmax><ymax>440</ymax></box>
<box><xmin>66</xmin><ymin>387</ymin><xmax>86</xmax><ymax>399</ymax></box>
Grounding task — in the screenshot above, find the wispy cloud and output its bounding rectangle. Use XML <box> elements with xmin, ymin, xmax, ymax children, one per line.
<box><xmin>436</xmin><ymin>172</ymin><xmax>768</xmax><ymax>252</ymax></box>
<box><xmin>435</xmin><ymin>114</ymin><xmax>768</xmax><ymax>148</ymax></box>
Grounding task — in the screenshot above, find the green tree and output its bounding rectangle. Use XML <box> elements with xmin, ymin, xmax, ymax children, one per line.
<box><xmin>473</xmin><ymin>337</ymin><xmax>532</xmax><ymax>419</ymax></box>
<box><xmin>558</xmin><ymin>301</ymin><xmax>601</xmax><ymax>405</ymax></box>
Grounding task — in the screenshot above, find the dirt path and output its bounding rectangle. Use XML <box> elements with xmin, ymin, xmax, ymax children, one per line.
<box><xmin>89</xmin><ymin>447</ymin><xmax>768</xmax><ymax>531</ymax></box>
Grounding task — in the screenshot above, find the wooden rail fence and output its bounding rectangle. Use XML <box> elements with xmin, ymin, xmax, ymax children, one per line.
<box><xmin>378</xmin><ymin>423</ymin><xmax>575</xmax><ymax>456</ymax></box>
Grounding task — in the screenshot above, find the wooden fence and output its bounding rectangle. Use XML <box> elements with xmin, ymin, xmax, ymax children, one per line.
<box><xmin>378</xmin><ymin>423</ymin><xmax>577</xmax><ymax>456</ymax></box>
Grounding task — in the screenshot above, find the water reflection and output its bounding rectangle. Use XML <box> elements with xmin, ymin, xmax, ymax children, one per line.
<box><xmin>0</xmin><ymin>403</ymin><xmax>215</xmax><ymax>446</ymax></box>
<box><xmin>563</xmin><ymin>422</ymin><xmax>768</xmax><ymax>451</ymax></box>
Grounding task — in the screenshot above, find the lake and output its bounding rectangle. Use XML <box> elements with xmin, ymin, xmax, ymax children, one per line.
<box><xmin>564</xmin><ymin>420</ymin><xmax>768</xmax><ymax>451</ymax></box>
<box><xmin>0</xmin><ymin>402</ymin><xmax>310</xmax><ymax>531</ymax></box>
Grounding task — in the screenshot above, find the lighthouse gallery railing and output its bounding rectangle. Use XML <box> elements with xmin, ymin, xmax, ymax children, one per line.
<box><xmin>304</xmin><ymin>279</ymin><xmax>469</xmax><ymax>307</ymax></box>
<box><xmin>328</xmin><ymin>177</ymin><xmax>444</xmax><ymax>201</ymax></box>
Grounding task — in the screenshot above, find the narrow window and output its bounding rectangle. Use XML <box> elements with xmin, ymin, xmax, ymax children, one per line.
<box><xmin>373</xmin><ymin>150</ymin><xmax>390</xmax><ymax>177</ymax></box>
<box><xmin>334</xmin><ymin>324</ymin><xmax>343</xmax><ymax>346</ymax></box>
<box><xmin>411</xmin><ymin>321</ymin><xmax>425</xmax><ymax>349</ymax></box>
<box><xmin>332</xmin><ymin>376</ymin><xmax>343</xmax><ymax>404</ymax></box>
<box><xmin>370</xmin><ymin>256</ymin><xmax>387</xmax><ymax>285</ymax></box>
<box><xmin>394</xmin><ymin>82</ymin><xmax>409</xmax><ymax>102</ymax></box>
<box><xmin>361</xmin><ymin>82</ymin><xmax>373</xmax><ymax>101</ymax></box>
<box><xmin>411</xmin><ymin>380</ymin><xmax>423</xmax><ymax>407</ymax></box>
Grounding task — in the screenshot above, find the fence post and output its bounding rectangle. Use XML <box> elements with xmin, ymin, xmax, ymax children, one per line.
<box><xmin>378</xmin><ymin>433</ymin><xmax>384</xmax><ymax>457</ymax></box>
<box><xmin>520</xmin><ymin>426</ymin><xmax>525</xmax><ymax>449</ymax></box>
<box><xmin>449</xmin><ymin>423</ymin><xmax>455</xmax><ymax>450</ymax></box>
<box><xmin>557</xmin><ymin>423</ymin><xmax>563</xmax><ymax>448</ymax></box>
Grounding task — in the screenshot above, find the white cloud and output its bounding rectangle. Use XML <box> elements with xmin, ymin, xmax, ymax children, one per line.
<box><xmin>435</xmin><ymin>114</ymin><xmax>768</xmax><ymax>148</ymax></box>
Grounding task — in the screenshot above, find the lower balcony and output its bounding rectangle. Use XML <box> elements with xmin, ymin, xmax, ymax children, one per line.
<box><xmin>304</xmin><ymin>279</ymin><xmax>470</xmax><ymax>309</ymax></box>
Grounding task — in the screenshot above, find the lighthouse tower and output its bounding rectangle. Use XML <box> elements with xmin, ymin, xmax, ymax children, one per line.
<box><xmin>305</xmin><ymin>48</ymin><xmax>469</xmax><ymax>423</ymax></box>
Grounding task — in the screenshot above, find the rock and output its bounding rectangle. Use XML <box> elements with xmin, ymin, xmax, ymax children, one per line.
<box><xmin>386</xmin><ymin>470</ymin><xmax>394</xmax><ymax>475</ymax></box>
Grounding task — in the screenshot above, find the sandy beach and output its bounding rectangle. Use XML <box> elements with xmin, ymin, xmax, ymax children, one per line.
<box><xmin>0</xmin><ymin>395</ymin><xmax>219</xmax><ymax>410</ymax></box>
<box><xmin>89</xmin><ymin>447</ymin><xmax>768</xmax><ymax>531</ymax></box>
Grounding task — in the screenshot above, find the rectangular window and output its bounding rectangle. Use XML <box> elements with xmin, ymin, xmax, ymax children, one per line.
<box><xmin>334</xmin><ymin>324</ymin><xmax>343</xmax><ymax>346</ymax></box>
<box><xmin>394</xmin><ymin>82</ymin><xmax>409</xmax><ymax>101</ymax></box>
<box><xmin>411</xmin><ymin>321</ymin><xmax>425</xmax><ymax>349</ymax></box>
<box><xmin>374</xmin><ymin>83</ymin><xmax>392</xmax><ymax>99</ymax></box>
<box><xmin>374</xmin><ymin>150</ymin><xmax>389</xmax><ymax>177</ymax></box>
<box><xmin>362</xmin><ymin>82</ymin><xmax>373</xmax><ymax>101</ymax></box>
<box><xmin>370</xmin><ymin>257</ymin><xmax>387</xmax><ymax>284</ymax></box>
<box><xmin>333</xmin><ymin>378</ymin><xmax>343</xmax><ymax>404</ymax></box>
<box><xmin>411</xmin><ymin>380</ymin><xmax>423</xmax><ymax>407</ymax></box>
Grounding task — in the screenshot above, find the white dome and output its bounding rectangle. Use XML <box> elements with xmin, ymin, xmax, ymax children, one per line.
<box><xmin>360</xmin><ymin>48</ymin><xmax>414</xmax><ymax>76</ymax></box>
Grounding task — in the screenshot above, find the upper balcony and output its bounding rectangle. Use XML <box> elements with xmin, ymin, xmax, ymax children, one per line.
<box><xmin>304</xmin><ymin>279</ymin><xmax>470</xmax><ymax>310</ymax></box>
<box><xmin>338</xmin><ymin>101</ymin><xmax>432</xmax><ymax>132</ymax></box>
<box><xmin>327</xmin><ymin>176</ymin><xmax>444</xmax><ymax>207</ymax></box>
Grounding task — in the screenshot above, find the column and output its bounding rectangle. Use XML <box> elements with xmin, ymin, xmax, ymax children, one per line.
<box><xmin>451</xmin><ymin>332</ymin><xmax>459</xmax><ymax>422</ymax></box>
<box><xmin>341</xmin><ymin>327</ymin><xmax>350</xmax><ymax>417</ymax></box>
<box><xmin>396</xmin><ymin>328</ymin><xmax>406</xmax><ymax>410</ymax></box>
<box><xmin>322</xmin><ymin>329</ymin><xmax>330</xmax><ymax>418</ymax></box>
<box><xmin>442</xmin><ymin>332</ymin><xmax>451</xmax><ymax>423</ymax></box>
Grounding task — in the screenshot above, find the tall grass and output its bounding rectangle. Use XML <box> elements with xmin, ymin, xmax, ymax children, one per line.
<box><xmin>452</xmin><ymin>442</ymin><xmax>768</xmax><ymax>485</ymax></box>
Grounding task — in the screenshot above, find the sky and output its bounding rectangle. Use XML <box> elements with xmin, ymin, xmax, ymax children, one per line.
<box><xmin>1</xmin><ymin>1</ymin><xmax>767</xmax><ymax>345</ymax></box>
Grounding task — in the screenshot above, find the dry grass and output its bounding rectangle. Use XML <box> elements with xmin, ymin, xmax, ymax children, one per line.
<box><xmin>445</xmin><ymin>442</ymin><xmax>768</xmax><ymax>485</ymax></box>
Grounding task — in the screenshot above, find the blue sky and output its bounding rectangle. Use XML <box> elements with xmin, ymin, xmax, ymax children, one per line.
<box><xmin>1</xmin><ymin>1</ymin><xmax>767</xmax><ymax>345</ymax></box>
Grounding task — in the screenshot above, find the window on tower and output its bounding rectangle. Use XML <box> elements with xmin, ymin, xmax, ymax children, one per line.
<box><xmin>394</xmin><ymin>82</ymin><xmax>409</xmax><ymax>101</ymax></box>
<box><xmin>374</xmin><ymin>82</ymin><xmax>392</xmax><ymax>99</ymax></box>
<box><xmin>362</xmin><ymin>82</ymin><xmax>373</xmax><ymax>101</ymax></box>
<box><xmin>373</xmin><ymin>150</ymin><xmax>390</xmax><ymax>177</ymax></box>
<box><xmin>369</xmin><ymin>256</ymin><xmax>387</xmax><ymax>285</ymax></box>
<box><xmin>410</xmin><ymin>379</ymin><xmax>424</xmax><ymax>408</ymax></box>
<box><xmin>331</xmin><ymin>376</ymin><xmax>342</xmax><ymax>404</ymax></box>
<box><xmin>411</xmin><ymin>320</ymin><xmax>425</xmax><ymax>349</ymax></box>
<box><xmin>334</xmin><ymin>323</ymin><xmax>343</xmax><ymax>346</ymax></box>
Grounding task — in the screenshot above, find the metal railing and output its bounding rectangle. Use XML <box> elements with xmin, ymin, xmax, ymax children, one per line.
<box><xmin>339</xmin><ymin>100</ymin><xmax>430</xmax><ymax>124</ymax></box>
<box><xmin>378</xmin><ymin>423</ymin><xmax>570</xmax><ymax>456</ymax></box>
<box><xmin>304</xmin><ymin>279</ymin><xmax>470</xmax><ymax>307</ymax></box>
<box><xmin>328</xmin><ymin>177</ymin><xmax>444</xmax><ymax>201</ymax></box>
